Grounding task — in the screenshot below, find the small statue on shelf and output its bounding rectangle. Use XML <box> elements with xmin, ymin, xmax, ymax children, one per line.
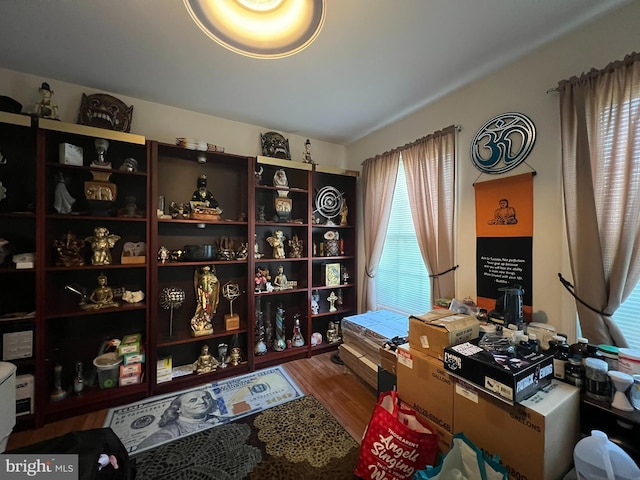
<box><xmin>254</xmin><ymin>234</ymin><xmax>264</xmax><ymax>259</ymax></box>
<box><xmin>292</xmin><ymin>314</ymin><xmax>304</xmax><ymax>347</ymax></box>
<box><xmin>273</xmin><ymin>265</ymin><xmax>290</xmax><ymax>291</ymax></box>
<box><xmin>302</xmin><ymin>139</ymin><xmax>313</xmax><ymax>164</ymax></box>
<box><xmin>191</xmin><ymin>266</ymin><xmax>219</xmax><ymax>337</ymax></box>
<box><xmin>327</xmin><ymin>291</ymin><xmax>338</xmax><ymax>313</ymax></box>
<box><xmin>267</xmin><ymin>230</ymin><xmax>286</xmax><ymax>259</ymax></box>
<box><xmin>339</xmin><ymin>199</ymin><xmax>349</xmax><ymax>226</ymax></box>
<box><xmin>190</xmin><ymin>174</ymin><xmax>222</xmax><ymax>219</ymax></box>
<box><xmin>255</xmin><ymin>267</ymin><xmax>270</xmax><ymax>292</ymax></box>
<box><xmin>80</xmin><ymin>273</ymin><xmax>119</xmax><ymax>310</ymax></box>
<box><xmin>86</xmin><ymin>226</ymin><xmax>120</xmax><ymax>266</ymax></box>
<box><xmin>288</xmin><ymin>234</ymin><xmax>304</xmax><ymax>258</ymax></box>
<box><xmin>195</xmin><ymin>345</ymin><xmax>218</xmax><ymax>375</ymax></box>
<box><xmin>326</xmin><ymin>321</ymin><xmax>339</xmax><ymax>344</ymax></box>
<box><xmin>35</xmin><ymin>82</ymin><xmax>59</xmax><ymax>120</ymax></box>
<box><xmin>311</xmin><ymin>290</ymin><xmax>320</xmax><ymax>315</ymax></box>
<box><xmin>54</xmin><ymin>232</ymin><xmax>85</xmax><ymax>267</ymax></box>
<box><xmin>53</xmin><ymin>172</ymin><xmax>75</xmax><ymax>214</ymax></box>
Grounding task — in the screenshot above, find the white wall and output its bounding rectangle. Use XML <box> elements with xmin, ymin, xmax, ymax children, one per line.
<box><xmin>346</xmin><ymin>1</ymin><xmax>640</xmax><ymax>339</ymax></box>
<box><xmin>0</xmin><ymin>69</ymin><xmax>347</xmax><ymax>168</ymax></box>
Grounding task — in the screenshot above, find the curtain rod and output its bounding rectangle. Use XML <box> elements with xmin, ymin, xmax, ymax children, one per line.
<box><xmin>547</xmin><ymin>87</ymin><xmax>559</xmax><ymax>94</ymax></box>
<box><xmin>361</xmin><ymin>124</ymin><xmax>461</xmax><ymax>165</ymax></box>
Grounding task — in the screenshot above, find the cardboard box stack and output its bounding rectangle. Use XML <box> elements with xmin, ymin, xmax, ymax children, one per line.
<box><xmin>118</xmin><ymin>333</ymin><xmax>144</xmax><ymax>386</ymax></box>
<box><xmin>395</xmin><ymin>309</ymin><xmax>579</xmax><ymax>478</ymax></box>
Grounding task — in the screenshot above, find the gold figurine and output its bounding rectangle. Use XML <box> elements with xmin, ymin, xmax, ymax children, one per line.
<box><xmin>80</xmin><ymin>273</ymin><xmax>119</xmax><ymax>310</ymax></box>
<box><xmin>191</xmin><ymin>266</ymin><xmax>219</xmax><ymax>337</ymax></box>
<box><xmin>86</xmin><ymin>226</ymin><xmax>120</xmax><ymax>265</ymax></box>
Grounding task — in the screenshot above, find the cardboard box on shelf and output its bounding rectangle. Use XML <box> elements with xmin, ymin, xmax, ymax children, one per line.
<box><xmin>409</xmin><ymin>310</ymin><xmax>480</xmax><ymax>360</ymax></box>
<box><xmin>3</xmin><ymin>330</ymin><xmax>33</xmax><ymax>360</ymax></box>
<box><xmin>453</xmin><ymin>379</ymin><xmax>580</xmax><ymax>480</ymax></box>
<box><xmin>123</xmin><ymin>351</ymin><xmax>145</xmax><ymax>366</ymax></box>
<box><xmin>15</xmin><ymin>374</ymin><xmax>34</xmax><ymax>416</ymax></box>
<box><xmin>156</xmin><ymin>356</ymin><xmax>172</xmax><ymax>384</ymax></box>
<box><xmin>443</xmin><ymin>340</ymin><xmax>554</xmax><ymax>404</ymax></box>
<box><xmin>58</xmin><ymin>143</ymin><xmax>83</xmax><ymax>166</ymax></box>
<box><xmin>396</xmin><ymin>344</ymin><xmax>455</xmax><ymax>434</ymax></box>
<box><xmin>118</xmin><ymin>333</ymin><xmax>142</xmax><ymax>356</ymax></box>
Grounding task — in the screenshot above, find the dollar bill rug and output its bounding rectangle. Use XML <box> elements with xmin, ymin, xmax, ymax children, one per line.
<box><xmin>133</xmin><ymin>395</ymin><xmax>360</xmax><ymax>480</ymax></box>
<box><xmin>104</xmin><ymin>365</ymin><xmax>304</xmax><ymax>454</ymax></box>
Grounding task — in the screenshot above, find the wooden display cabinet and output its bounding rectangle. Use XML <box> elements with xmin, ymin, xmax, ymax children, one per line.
<box><xmin>149</xmin><ymin>142</ymin><xmax>252</xmax><ymax>395</ymax></box>
<box><xmin>0</xmin><ymin>112</ymin><xmax>37</xmax><ymax>429</ymax></box>
<box><xmin>37</xmin><ymin>120</ymin><xmax>149</xmax><ymax>425</ymax></box>
<box><xmin>1</xmin><ymin>117</ymin><xmax>361</xmax><ymax>427</ymax></box>
<box><xmin>251</xmin><ymin>157</ymin><xmax>312</xmax><ymax>368</ymax></box>
<box><xmin>310</xmin><ymin>166</ymin><xmax>358</xmax><ymax>354</ymax></box>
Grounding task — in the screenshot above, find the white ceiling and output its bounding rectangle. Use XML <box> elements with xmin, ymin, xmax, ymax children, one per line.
<box><xmin>0</xmin><ymin>0</ymin><xmax>629</xmax><ymax>145</ymax></box>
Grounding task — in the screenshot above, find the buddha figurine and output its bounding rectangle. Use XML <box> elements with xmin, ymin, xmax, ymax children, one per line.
<box><xmin>80</xmin><ymin>273</ymin><xmax>119</xmax><ymax>310</ymax></box>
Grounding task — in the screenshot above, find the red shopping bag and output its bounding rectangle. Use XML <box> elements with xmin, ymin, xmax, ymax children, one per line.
<box><xmin>355</xmin><ymin>390</ymin><xmax>439</xmax><ymax>480</ymax></box>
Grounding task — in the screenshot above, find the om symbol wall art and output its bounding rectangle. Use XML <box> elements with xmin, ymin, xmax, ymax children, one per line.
<box><xmin>470</xmin><ymin>112</ymin><xmax>536</xmax><ymax>174</ymax></box>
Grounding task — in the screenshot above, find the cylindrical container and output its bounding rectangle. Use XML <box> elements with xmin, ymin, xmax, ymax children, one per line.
<box><xmin>93</xmin><ymin>352</ymin><xmax>122</xmax><ymax>389</ymax></box>
<box><xmin>631</xmin><ymin>375</ymin><xmax>640</xmax><ymax>410</ymax></box>
<box><xmin>617</xmin><ymin>348</ymin><xmax>640</xmax><ymax>376</ymax></box>
<box><xmin>478</xmin><ymin>323</ymin><xmax>496</xmax><ymax>339</ymax></box>
<box><xmin>565</xmin><ymin>357</ymin><xmax>585</xmax><ymax>390</ymax></box>
<box><xmin>574</xmin><ymin>430</ymin><xmax>640</xmax><ymax>480</ymax></box>
<box><xmin>585</xmin><ymin>357</ymin><xmax>611</xmax><ymax>402</ymax></box>
<box><xmin>597</xmin><ymin>344</ymin><xmax>619</xmax><ymax>372</ymax></box>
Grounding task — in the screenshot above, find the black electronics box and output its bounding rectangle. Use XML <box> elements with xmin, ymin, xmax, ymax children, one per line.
<box><xmin>443</xmin><ymin>340</ymin><xmax>554</xmax><ymax>404</ymax></box>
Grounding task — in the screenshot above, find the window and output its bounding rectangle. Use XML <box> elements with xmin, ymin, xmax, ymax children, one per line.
<box><xmin>376</xmin><ymin>157</ymin><xmax>432</xmax><ymax>315</ymax></box>
<box><xmin>601</xmin><ymin>96</ymin><xmax>640</xmax><ymax>349</ymax></box>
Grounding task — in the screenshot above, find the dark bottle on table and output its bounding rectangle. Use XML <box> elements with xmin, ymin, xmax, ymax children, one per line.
<box><xmin>569</xmin><ymin>337</ymin><xmax>589</xmax><ymax>364</ymax></box>
<box><xmin>552</xmin><ymin>335</ymin><xmax>569</xmax><ymax>380</ymax></box>
<box><xmin>565</xmin><ymin>357</ymin><xmax>585</xmax><ymax>390</ymax></box>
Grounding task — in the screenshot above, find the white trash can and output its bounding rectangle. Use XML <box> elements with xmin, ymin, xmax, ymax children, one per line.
<box><xmin>0</xmin><ymin>362</ymin><xmax>17</xmax><ymax>452</ymax></box>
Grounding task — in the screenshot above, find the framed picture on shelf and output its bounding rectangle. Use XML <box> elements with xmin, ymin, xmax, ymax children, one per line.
<box><xmin>325</xmin><ymin>263</ymin><xmax>341</xmax><ymax>287</ymax></box>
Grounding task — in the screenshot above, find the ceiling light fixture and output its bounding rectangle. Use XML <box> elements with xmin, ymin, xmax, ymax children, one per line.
<box><xmin>184</xmin><ymin>0</ymin><xmax>325</xmax><ymax>59</ymax></box>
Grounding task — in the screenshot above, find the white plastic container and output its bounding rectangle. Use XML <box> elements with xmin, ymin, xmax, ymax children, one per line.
<box><xmin>574</xmin><ymin>430</ymin><xmax>640</xmax><ymax>480</ymax></box>
<box><xmin>0</xmin><ymin>362</ymin><xmax>17</xmax><ymax>452</ymax></box>
<box><xmin>617</xmin><ymin>348</ymin><xmax>640</xmax><ymax>376</ymax></box>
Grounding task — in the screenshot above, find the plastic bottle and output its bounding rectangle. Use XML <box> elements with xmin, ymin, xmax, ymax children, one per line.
<box><xmin>573</xmin><ymin>430</ymin><xmax>640</xmax><ymax>480</ymax></box>
<box><xmin>553</xmin><ymin>336</ymin><xmax>569</xmax><ymax>380</ymax></box>
<box><xmin>528</xmin><ymin>333</ymin><xmax>539</xmax><ymax>352</ymax></box>
<box><xmin>569</xmin><ymin>337</ymin><xmax>590</xmax><ymax>363</ymax></box>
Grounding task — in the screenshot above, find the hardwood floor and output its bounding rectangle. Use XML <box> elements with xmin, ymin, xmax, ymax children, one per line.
<box><xmin>6</xmin><ymin>351</ymin><xmax>378</xmax><ymax>450</ymax></box>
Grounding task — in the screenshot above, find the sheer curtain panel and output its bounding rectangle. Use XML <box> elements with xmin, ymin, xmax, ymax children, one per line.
<box><xmin>559</xmin><ymin>52</ymin><xmax>640</xmax><ymax>346</ymax></box>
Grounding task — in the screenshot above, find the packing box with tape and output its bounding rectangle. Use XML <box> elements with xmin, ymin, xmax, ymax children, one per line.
<box><xmin>396</xmin><ymin>343</ymin><xmax>454</xmax><ymax>434</ymax></box>
<box><xmin>409</xmin><ymin>310</ymin><xmax>480</xmax><ymax>360</ymax></box>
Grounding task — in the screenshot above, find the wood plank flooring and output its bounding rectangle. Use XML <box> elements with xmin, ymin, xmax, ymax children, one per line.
<box><xmin>6</xmin><ymin>352</ymin><xmax>378</xmax><ymax>450</ymax></box>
